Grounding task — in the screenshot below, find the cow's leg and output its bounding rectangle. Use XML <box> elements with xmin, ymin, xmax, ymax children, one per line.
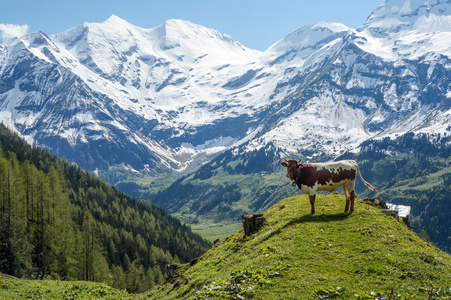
<box><xmin>348</xmin><ymin>180</ymin><xmax>357</xmax><ymax>213</ymax></box>
<box><xmin>350</xmin><ymin>190</ymin><xmax>356</xmax><ymax>213</ymax></box>
<box><xmin>343</xmin><ymin>185</ymin><xmax>350</xmax><ymax>212</ymax></box>
<box><xmin>309</xmin><ymin>195</ymin><xmax>316</xmax><ymax>215</ymax></box>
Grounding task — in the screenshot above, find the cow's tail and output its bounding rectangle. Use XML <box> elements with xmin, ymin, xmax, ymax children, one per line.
<box><xmin>356</xmin><ymin>165</ymin><xmax>380</xmax><ymax>197</ymax></box>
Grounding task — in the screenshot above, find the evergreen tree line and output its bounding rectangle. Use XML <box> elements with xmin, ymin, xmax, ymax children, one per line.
<box><xmin>0</xmin><ymin>124</ymin><xmax>210</xmax><ymax>293</ymax></box>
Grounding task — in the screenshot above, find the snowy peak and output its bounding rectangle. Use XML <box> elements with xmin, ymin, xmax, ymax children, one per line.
<box><xmin>51</xmin><ymin>16</ymin><xmax>256</xmax><ymax>72</ymax></box>
<box><xmin>267</xmin><ymin>22</ymin><xmax>352</xmax><ymax>54</ymax></box>
<box><xmin>53</xmin><ymin>14</ymin><xmax>138</xmax><ymax>46</ymax></box>
<box><xmin>152</xmin><ymin>19</ymin><xmax>257</xmax><ymax>59</ymax></box>
<box><xmin>362</xmin><ymin>0</ymin><xmax>451</xmax><ymax>37</ymax></box>
<box><xmin>353</xmin><ymin>0</ymin><xmax>451</xmax><ymax>60</ymax></box>
<box><xmin>156</xmin><ymin>19</ymin><xmax>230</xmax><ymax>44</ymax></box>
<box><xmin>102</xmin><ymin>14</ymin><xmax>134</xmax><ymax>27</ymax></box>
<box><xmin>87</xmin><ymin>14</ymin><xmax>142</xmax><ymax>38</ymax></box>
<box><xmin>22</xmin><ymin>31</ymin><xmax>51</xmax><ymax>47</ymax></box>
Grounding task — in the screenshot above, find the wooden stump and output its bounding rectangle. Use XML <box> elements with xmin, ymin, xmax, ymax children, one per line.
<box><xmin>189</xmin><ymin>257</ymin><xmax>199</xmax><ymax>266</ymax></box>
<box><xmin>165</xmin><ymin>264</ymin><xmax>178</xmax><ymax>280</ymax></box>
<box><xmin>242</xmin><ymin>213</ymin><xmax>267</xmax><ymax>236</ymax></box>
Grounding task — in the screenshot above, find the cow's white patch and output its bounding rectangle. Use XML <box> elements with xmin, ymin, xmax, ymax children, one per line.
<box><xmin>314</xmin><ymin>160</ymin><xmax>357</xmax><ymax>173</ymax></box>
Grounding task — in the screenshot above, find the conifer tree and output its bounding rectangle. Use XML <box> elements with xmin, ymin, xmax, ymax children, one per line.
<box><xmin>47</xmin><ymin>167</ymin><xmax>76</xmax><ymax>279</ymax></box>
<box><xmin>0</xmin><ymin>154</ymin><xmax>14</xmax><ymax>274</ymax></box>
<box><xmin>80</xmin><ymin>212</ymin><xmax>97</xmax><ymax>281</ymax></box>
<box><xmin>126</xmin><ymin>259</ymin><xmax>146</xmax><ymax>293</ymax></box>
<box><xmin>32</xmin><ymin>170</ymin><xmax>53</xmax><ymax>279</ymax></box>
<box><xmin>111</xmin><ymin>265</ymin><xmax>126</xmax><ymax>290</ymax></box>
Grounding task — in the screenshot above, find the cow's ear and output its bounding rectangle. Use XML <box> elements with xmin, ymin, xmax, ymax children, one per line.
<box><xmin>281</xmin><ymin>162</ymin><xmax>288</xmax><ymax>168</ymax></box>
<box><xmin>297</xmin><ymin>162</ymin><xmax>303</xmax><ymax>168</ymax></box>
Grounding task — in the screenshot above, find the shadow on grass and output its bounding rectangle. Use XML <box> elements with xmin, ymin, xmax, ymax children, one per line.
<box><xmin>255</xmin><ymin>212</ymin><xmax>351</xmax><ymax>243</ymax></box>
<box><xmin>290</xmin><ymin>212</ymin><xmax>351</xmax><ymax>224</ymax></box>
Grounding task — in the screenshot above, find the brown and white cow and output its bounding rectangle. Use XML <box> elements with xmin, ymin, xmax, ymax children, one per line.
<box><xmin>281</xmin><ymin>159</ymin><xmax>379</xmax><ymax>215</ymax></box>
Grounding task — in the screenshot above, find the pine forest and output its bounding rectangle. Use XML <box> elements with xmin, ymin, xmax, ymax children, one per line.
<box><xmin>0</xmin><ymin>124</ymin><xmax>211</xmax><ymax>293</ymax></box>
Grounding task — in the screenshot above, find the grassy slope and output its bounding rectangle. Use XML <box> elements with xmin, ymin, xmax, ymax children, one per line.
<box><xmin>0</xmin><ymin>274</ymin><xmax>133</xmax><ymax>300</ymax></box>
<box><xmin>144</xmin><ymin>194</ymin><xmax>451</xmax><ymax>300</ymax></box>
<box><xmin>190</xmin><ymin>221</ymin><xmax>242</xmax><ymax>242</ymax></box>
<box><xmin>385</xmin><ymin>166</ymin><xmax>451</xmax><ymax>192</ymax></box>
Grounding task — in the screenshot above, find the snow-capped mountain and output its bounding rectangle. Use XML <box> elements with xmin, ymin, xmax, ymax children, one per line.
<box><xmin>249</xmin><ymin>0</ymin><xmax>451</xmax><ymax>156</ymax></box>
<box><xmin>1</xmin><ymin>0</ymin><xmax>450</xmax><ymax>173</ymax></box>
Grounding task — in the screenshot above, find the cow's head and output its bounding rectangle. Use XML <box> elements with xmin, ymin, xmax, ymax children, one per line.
<box><xmin>280</xmin><ymin>159</ymin><xmax>302</xmax><ymax>181</ymax></box>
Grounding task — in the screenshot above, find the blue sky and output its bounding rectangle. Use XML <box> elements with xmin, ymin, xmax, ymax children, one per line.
<box><xmin>1</xmin><ymin>0</ymin><xmax>384</xmax><ymax>50</ymax></box>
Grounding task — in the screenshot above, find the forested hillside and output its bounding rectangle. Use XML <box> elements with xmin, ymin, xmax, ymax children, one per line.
<box><xmin>0</xmin><ymin>124</ymin><xmax>210</xmax><ymax>293</ymax></box>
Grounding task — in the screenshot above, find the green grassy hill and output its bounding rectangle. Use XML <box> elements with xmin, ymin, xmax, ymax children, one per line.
<box><xmin>0</xmin><ymin>274</ymin><xmax>133</xmax><ymax>300</ymax></box>
<box><xmin>143</xmin><ymin>194</ymin><xmax>451</xmax><ymax>300</ymax></box>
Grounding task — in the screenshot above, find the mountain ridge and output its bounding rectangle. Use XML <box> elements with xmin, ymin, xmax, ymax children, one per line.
<box><xmin>0</xmin><ymin>0</ymin><xmax>450</xmax><ymax>175</ymax></box>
